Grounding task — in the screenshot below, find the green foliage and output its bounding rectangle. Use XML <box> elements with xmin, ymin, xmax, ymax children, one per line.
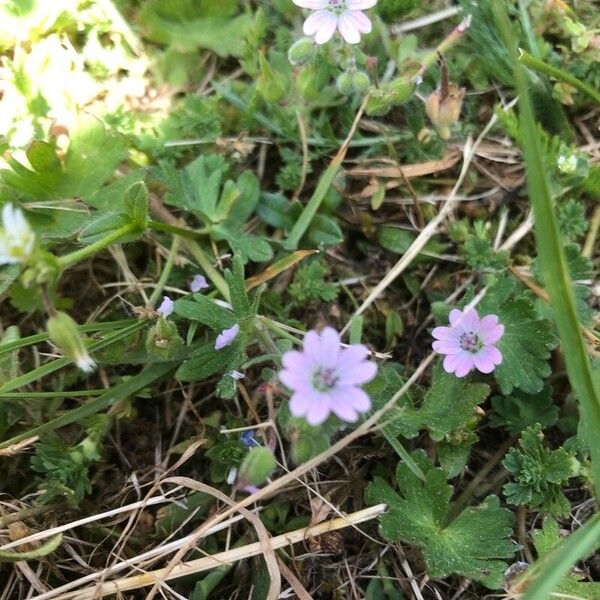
<box><xmin>205</xmin><ymin>439</ymin><xmax>246</xmax><ymax>483</ymax></box>
<box><xmin>529</xmin><ymin>518</ymin><xmax>600</xmax><ymax>599</ymax></box>
<box><xmin>376</xmin><ymin>0</ymin><xmax>419</xmax><ymax>22</ymax></box>
<box><xmin>138</xmin><ymin>0</ymin><xmax>254</xmax><ymax>58</ymax></box>
<box><xmin>503</xmin><ymin>424</ymin><xmax>579</xmax><ymax>516</ymax></box>
<box><xmin>161</xmin><ymin>154</ymin><xmax>272</xmax><ymax>263</ymax></box>
<box><xmin>490</xmin><ymin>386</ymin><xmax>558</xmax><ymax>435</ymax></box>
<box><xmin>366</xmin><ymin>451</ymin><xmax>515</xmax><ymax>588</ymax></box>
<box><xmin>289</xmin><ymin>259</ymin><xmax>338</xmax><ymax>304</ymax></box>
<box><xmin>462</xmin><ymin>225</ymin><xmax>508</xmax><ymax>270</ymax></box>
<box><xmin>558</xmin><ymin>200</ymin><xmax>587</xmax><ymax>241</ymax></box>
<box><xmin>478</xmin><ymin>276</ymin><xmax>558</xmax><ymax>394</ymax></box>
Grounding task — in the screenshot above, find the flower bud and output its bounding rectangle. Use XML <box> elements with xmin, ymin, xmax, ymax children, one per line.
<box><xmin>336</xmin><ymin>71</ymin><xmax>354</xmax><ymax>95</ymax></box>
<box><xmin>425</xmin><ymin>83</ymin><xmax>465</xmax><ymax>140</ymax></box>
<box><xmin>47</xmin><ymin>311</ymin><xmax>95</xmax><ymax>373</ymax></box>
<box><xmin>288</xmin><ymin>37</ymin><xmax>317</xmax><ymax>66</ymax></box>
<box><xmin>238</xmin><ymin>447</ymin><xmax>276</xmax><ymax>486</ymax></box>
<box><xmin>351</xmin><ymin>71</ymin><xmax>370</xmax><ymax>93</ymax></box>
<box><xmin>145</xmin><ymin>318</ymin><xmax>183</xmax><ymax>359</ymax></box>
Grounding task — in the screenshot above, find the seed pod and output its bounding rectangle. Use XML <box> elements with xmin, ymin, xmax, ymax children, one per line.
<box><xmin>288</xmin><ymin>37</ymin><xmax>317</xmax><ymax>66</ymax></box>
<box><xmin>47</xmin><ymin>311</ymin><xmax>95</xmax><ymax>373</ymax></box>
<box><xmin>239</xmin><ymin>447</ymin><xmax>276</xmax><ymax>486</ymax></box>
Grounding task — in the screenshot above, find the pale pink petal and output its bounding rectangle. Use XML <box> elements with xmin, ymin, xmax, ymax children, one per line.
<box><xmin>481</xmin><ymin>323</ymin><xmax>504</xmax><ymax>345</ymax></box>
<box><xmin>290</xmin><ymin>391</ymin><xmax>315</xmax><ymax>416</ymax></box>
<box><xmin>432</xmin><ymin>339</ymin><xmax>462</xmax><ymax>354</ymax></box>
<box><xmin>346</xmin><ymin>0</ymin><xmax>377</xmax><ymax>9</ymax></box>
<box><xmin>282</xmin><ymin>350</ymin><xmax>312</xmax><ymax>373</ymax></box>
<box><xmin>336</xmin><ymin>344</ymin><xmax>369</xmax><ymax>369</ymax></box>
<box><xmin>432</xmin><ymin>325</ymin><xmax>458</xmax><ymax>341</ymax></box>
<box><xmin>303</xmin><ymin>330</ymin><xmax>321</xmax><ymax>363</ymax></box>
<box><xmin>337</xmin><ymin>11</ymin><xmax>361</xmax><ymax>43</ymax></box>
<box><xmin>454</xmin><ymin>353</ymin><xmax>475</xmax><ymax>377</ymax></box>
<box><xmin>305</xmin><ymin>397</ymin><xmax>331</xmax><ymax>425</ymax></box>
<box><xmin>317</xmin><ymin>327</ymin><xmax>341</xmax><ymax>367</ymax></box>
<box><xmin>279</xmin><ymin>368</ymin><xmax>309</xmax><ymax>391</ymax></box>
<box><xmin>336</xmin><ymin>360</ymin><xmax>377</xmax><ymax>385</ymax></box>
<box><xmin>341</xmin><ymin>386</ymin><xmax>371</xmax><ymax>411</ymax></box>
<box><xmin>304</xmin><ymin>10</ymin><xmax>337</xmax><ymax>44</ymax></box>
<box><xmin>293</xmin><ymin>0</ymin><xmax>329</xmax><ymax>8</ymax></box>
<box><xmin>329</xmin><ymin>396</ymin><xmax>359</xmax><ymax>422</ymax></box>
<box><xmin>474</xmin><ymin>347</ymin><xmax>502</xmax><ymax>373</ymax></box>
<box><xmin>443</xmin><ymin>353</ymin><xmax>462</xmax><ymax>374</ymax></box>
<box><xmin>343</xmin><ymin>10</ymin><xmax>372</xmax><ymax>33</ymax></box>
<box><xmin>314</xmin><ymin>14</ymin><xmax>338</xmax><ymax>44</ymax></box>
<box><xmin>479</xmin><ymin>314</ymin><xmax>499</xmax><ymax>333</ymax></box>
<box><xmin>449</xmin><ymin>308</ymin><xmax>464</xmax><ymax>326</ymax></box>
<box><xmin>457</xmin><ymin>308</ymin><xmax>480</xmax><ymax>333</ymax></box>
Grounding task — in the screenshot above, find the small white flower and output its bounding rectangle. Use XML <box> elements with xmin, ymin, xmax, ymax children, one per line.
<box><xmin>229</xmin><ymin>370</ymin><xmax>244</xmax><ymax>380</ymax></box>
<box><xmin>0</xmin><ymin>204</ymin><xmax>35</xmax><ymax>265</ymax></box>
<box><xmin>226</xmin><ymin>467</ymin><xmax>238</xmax><ymax>485</ymax></box>
<box><xmin>557</xmin><ymin>154</ymin><xmax>577</xmax><ymax>174</ymax></box>
<box><xmin>293</xmin><ymin>0</ymin><xmax>377</xmax><ymax>45</ymax></box>
<box><xmin>76</xmin><ymin>355</ymin><xmax>97</xmax><ymax>374</ymax></box>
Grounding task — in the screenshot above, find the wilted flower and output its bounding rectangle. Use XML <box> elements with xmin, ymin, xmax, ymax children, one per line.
<box><xmin>47</xmin><ymin>311</ymin><xmax>96</xmax><ymax>374</ymax></box>
<box><xmin>425</xmin><ymin>83</ymin><xmax>465</xmax><ymax>140</ymax></box>
<box><xmin>432</xmin><ymin>308</ymin><xmax>504</xmax><ymax>377</ymax></box>
<box><xmin>215</xmin><ymin>324</ymin><xmax>240</xmax><ymax>350</ymax></box>
<box><xmin>0</xmin><ymin>203</ymin><xmax>36</xmax><ymax>265</ymax></box>
<box><xmin>293</xmin><ymin>0</ymin><xmax>377</xmax><ymax>45</ymax></box>
<box><xmin>157</xmin><ymin>296</ymin><xmax>174</xmax><ymax>318</ymax></box>
<box><xmin>190</xmin><ymin>274</ymin><xmax>209</xmax><ymax>292</ymax></box>
<box><xmin>279</xmin><ymin>327</ymin><xmax>377</xmax><ymax>425</ymax></box>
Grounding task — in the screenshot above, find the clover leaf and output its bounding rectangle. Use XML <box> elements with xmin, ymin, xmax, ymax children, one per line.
<box><xmin>366</xmin><ymin>451</ymin><xmax>516</xmax><ymax>589</ymax></box>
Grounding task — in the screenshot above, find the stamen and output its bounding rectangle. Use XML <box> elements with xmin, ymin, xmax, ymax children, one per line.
<box><xmin>459</xmin><ymin>332</ymin><xmax>482</xmax><ymax>354</ymax></box>
<box><xmin>312</xmin><ymin>367</ymin><xmax>338</xmax><ymax>392</ymax></box>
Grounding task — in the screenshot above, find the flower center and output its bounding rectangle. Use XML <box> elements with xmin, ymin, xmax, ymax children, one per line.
<box><xmin>327</xmin><ymin>0</ymin><xmax>345</xmax><ymax>14</ymax></box>
<box><xmin>312</xmin><ymin>367</ymin><xmax>337</xmax><ymax>392</ymax></box>
<box><xmin>459</xmin><ymin>332</ymin><xmax>482</xmax><ymax>354</ymax></box>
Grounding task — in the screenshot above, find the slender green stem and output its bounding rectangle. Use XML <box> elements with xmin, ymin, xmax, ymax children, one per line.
<box><xmin>57</xmin><ymin>224</ymin><xmax>137</xmax><ymax>270</ymax></box>
<box><xmin>0</xmin><ymin>389</ymin><xmax>105</xmax><ymax>399</ymax></box>
<box><xmin>147</xmin><ymin>220</ymin><xmax>203</xmax><ymax>241</ymax></box>
<box><xmin>518</xmin><ymin>49</ymin><xmax>600</xmax><ymax>105</ymax></box>
<box><xmin>0</xmin><ymin>319</ymin><xmax>137</xmax><ymax>357</ymax></box>
<box><xmin>183</xmin><ymin>239</ymin><xmax>230</xmax><ymax>301</ymax></box>
<box><xmin>149</xmin><ymin>235</ymin><xmax>181</xmax><ymax>307</ymax></box>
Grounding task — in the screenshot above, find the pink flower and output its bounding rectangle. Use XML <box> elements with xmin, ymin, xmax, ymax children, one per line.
<box><xmin>215</xmin><ymin>324</ymin><xmax>240</xmax><ymax>350</ymax></box>
<box><xmin>157</xmin><ymin>296</ymin><xmax>174</xmax><ymax>318</ymax></box>
<box><xmin>279</xmin><ymin>327</ymin><xmax>377</xmax><ymax>425</ymax></box>
<box><xmin>293</xmin><ymin>0</ymin><xmax>377</xmax><ymax>45</ymax></box>
<box><xmin>432</xmin><ymin>308</ymin><xmax>504</xmax><ymax>377</ymax></box>
<box><xmin>190</xmin><ymin>274</ymin><xmax>209</xmax><ymax>293</ymax></box>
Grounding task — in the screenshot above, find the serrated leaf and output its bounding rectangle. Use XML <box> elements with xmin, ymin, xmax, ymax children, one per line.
<box><xmin>490</xmin><ymin>385</ymin><xmax>558</xmax><ymax>435</ymax></box>
<box><xmin>479</xmin><ymin>282</ymin><xmax>558</xmax><ymax>394</ymax></box>
<box><xmin>59</xmin><ymin>121</ymin><xmax>126</xmax><ymax>199</ymax></box>
<box><xmin>503</xmin><ymin>424</ymin><xmax>578</xmax><ymax>516</ymax></box>
<box><xmin>366</xmin><ymin>451</ymin><xmax>515</xmax><ymax>588</ymax></box>
<box><xmin>225</xmin><ymin>255</ymin><xmax>251</xmax><ymax>318</ymax></box>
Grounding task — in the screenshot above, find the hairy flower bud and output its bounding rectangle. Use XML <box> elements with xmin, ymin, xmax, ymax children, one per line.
<box><xmin>288</xmin><ymin>37</ymin><xmax>317</xmax><ymax>66</ymax></box>
<box><xmin>336</xmin><ymin>71</ymin><xmax>354</xmax><ymax>95</ymax></box>
<box><xmin>47</xmin><ymin>311</ymin><xmax>96</xmax><ymax>373</ymax></box>
<box><xmin>238</xmin><ymin>447</ymin><xmax>276</xmax><ymax>486</ymax></box>
<box><xmin>351</xmin><ymin>71</ymin><xmax>371</xmax><ymax>93</ymax></box>
<box><xmin>425</xmin><ymin>83</ymin><xmax>465</xmax><ymax>140</ymax></box>
<box><xmin>146</xmin><ymin>318</ymin><xmax>183</xmax><ymax>359</ymax></box>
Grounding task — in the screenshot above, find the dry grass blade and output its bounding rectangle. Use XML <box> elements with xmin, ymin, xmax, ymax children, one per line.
<box><xmin>45</xmin><ymin>503</ymin><xmax>386</xmax><ymax>600</ymax></box>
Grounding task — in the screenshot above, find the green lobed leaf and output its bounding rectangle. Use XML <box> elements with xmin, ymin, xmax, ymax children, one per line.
<box><xmin>366</xmin><ymin>451</ymin><xmax>515</xmax><ymax>588</ymax></box>
<box><xmin>478</xmin><ymin>279</ymin><xmax>558</xmax><ymax>394</ymax></box>
<box><xmin>174</xmin><ymin>296</ymin><xmax>235</xmax><ymax>331</ymax></box>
